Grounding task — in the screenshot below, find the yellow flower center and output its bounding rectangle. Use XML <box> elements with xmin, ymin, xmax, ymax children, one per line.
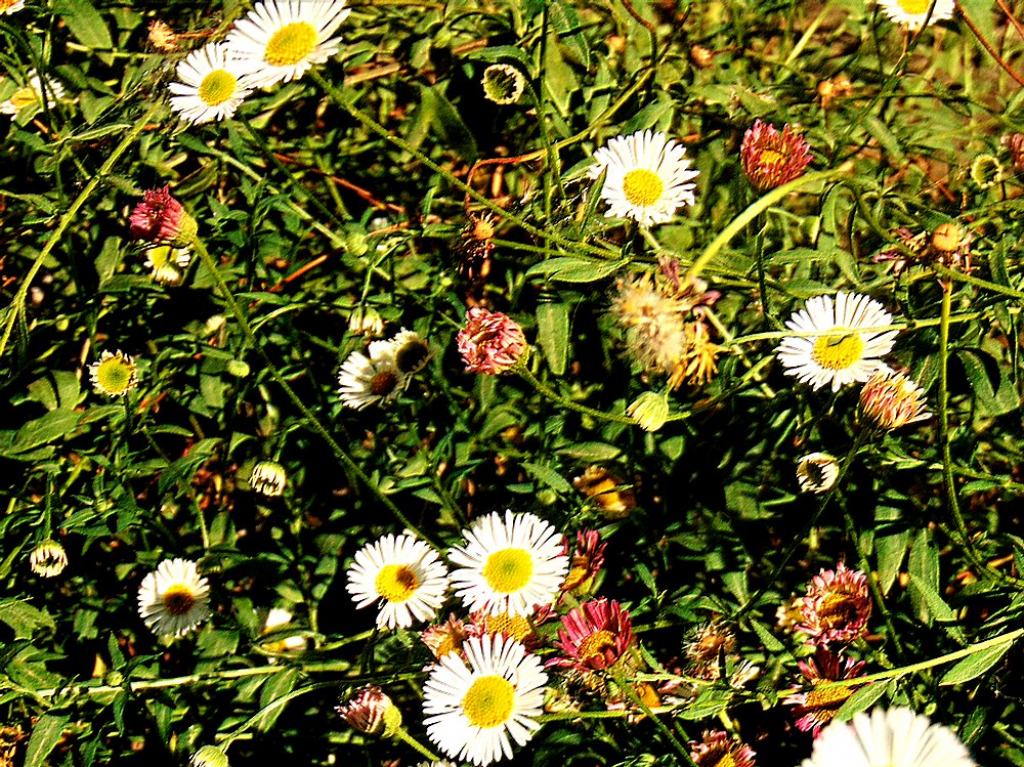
<box><xmin>758</xmin><ymin>148</ymin><xmax>787</xmax><ymax>167</ymax></box>
<box><xmin>483</xmin><ymin>612</ymin><xmax>533</xmax><ymax>641</ymax></box>
<box><xmin>804</xmin><ymin>683</ymin><xmax>853</xmax><ymax>711</ymax></box>
<box><xmin>810</xmin><ymin>332</ymin><xmax>864</xmax><ymax>371</ymax></box>
<box><xmin>713</xmin><ymin>755</ymin><xmax>736</xmax><ymax>767</ymax></box>
<box><xmin>576</xmin><ymin>629</ymin><xmax>616</xmax><ymax>662</ymax></box>
<box><xmin>95</xmin><ymin>357</ymin><xmax>135</xmax><ymax>395</ymax></box>
<box><xmin>461</xmin><ymin>675</ymin><xmax>515</xmax><ymax>728</ymax></box>
<box><xmin>897</xmin><ymin>0</ymin><xmax>932</xmax><ymax>12</ymax></box>
<box><xmin>482</xmin><ymin>548</ymin><xmax>533</xmax><ymax>593</ymax></box>
<box><xmin>622</xmin><ymin>168</ymin><xmax>665</xmax><ymax>207</ymax></box>
<box><xmin>818</xmin><ymin>592</ymin><xmax>859</xmax><ymax>628</ymax></box>
<box><xmin>198</xmin><ymin>69</ymin><xmax>237</xmax><ymax>106</ymax></box>
<box><xmin>374</xmin><ymin>564</ymin><xmax>420</xmax><ymax>603</ymax></box>
<box><xmin>162</xmin><ymin>585</ymin><xmax>197</xmax><ymax>616</ymax></box>
<box><xmin>264</xmin><ymin>21</ymin><xmax>318</xmax><ymax>67</ymax></box>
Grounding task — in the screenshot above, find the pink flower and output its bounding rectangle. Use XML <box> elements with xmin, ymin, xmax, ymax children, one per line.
<box><xmin>129</xmin><ymin>186</ymin><xmax>196</xmax><ymax>245</ymax></box>
<box><xmin>859</xmin><ymin>370</ymin><xmax>931</xmax><ymax>431</ymax></box>
<box><xmin>689</xmin><ymin>730</ymin><xmax>757</xmax><ymax>767</ymax></box>
<box><xmin>560</xmin><ymin>529</ymin><xmax>607</xmax><ymax>594</ymax></box>
<box><xmin>550</xmin><ymin>598</ymin><xmax>635</xmax><ymax>672</ymax></box>
<box><xmin>798</xmin><ymin>562</ymin><xmax>872</xmax><ymax>645</ymax></box>
<box><xmin>336</xmin><ymin>686</ymin><xmax>400</xmax><ymax>735</ymax></box>
<box><xmin>787</xmin><ymin>648</ymin><xmax>867</xmax><ymax>736</ymax></box>
<box><xmin>420</xmin><ymin>614</ymin><xmax>479</xmax><ymax>660</ymax></box>
<box><xmin>455</xmin><ymin>307</ymin><xmax>528</xmax><ymax>374</ymax></box>
<box><xmin>740</xmin><ymin>120</ymin><xmax>812</xmax><ymax>190</ymax></box>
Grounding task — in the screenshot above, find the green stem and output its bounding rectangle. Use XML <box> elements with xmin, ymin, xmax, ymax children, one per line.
<box><xmin>0</xmin><ymin>101</ymin><xmax>163</xmax><ymax>360</ymax></box>
<box><xmin>684</xmin><ymin>166</ymin><xmax>853</xmax><ymax>287</ymax></box>
<box><xmin>515</xmin><ymin>362</ymin><xmax>636</xmax><ymax>426</ymax></box>
<box><xmin>841</xmin><ymin>505</ymin><xmax>903</xmax><ymax>657</ymax></box>
<box><xmin>190</xmin><ymin>239</ymin><xmax>437</xmax><ymax>547</ymax></box>
<box><xmin>608</xmin><ymin>666</ymin><xmax>697</xmax><ymax>767</ymax></box>
<box><xmin>394</xmin><ymin>727</ymin><xmax>441</xmax><ymax>762</ymax></box>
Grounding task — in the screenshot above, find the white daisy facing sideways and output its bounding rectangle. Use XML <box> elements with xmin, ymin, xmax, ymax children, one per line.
<box><xmin>589</xmin><ymin>129</ymin><xmax>699</xmax><ymax>227</ymax></box>
<box><xmin>776</xmin><ymin>291</ymin><xmax>898</xmax><ymax>392</ymax></box>
<box><xmin>802</xmin><ymin>707</ymin><xmax>976</xmax><ymax>767</ymax></box>
<box><xmin>337</xmin><ymin>344</ymin><xmax>408</xmax><ymax>409</ymax></box>
<box><xmin>169</xmin><ymin>43</ymin><xmax>258</xmax><ymax>125</ymax></box>
<box><xmin>0</xmin><ymin>0</ymin><xmax>25</xmax><ymax>16</ymax></box>
<box><xmin>345</xmin><ymin>532</ymin><xmax>450</xmax><ymax>630</ymax></box>
<box><xmin>137</xmin><ymin>558</ymin><xmax>211</xmax><ymax>638</ymax></box>
<box><xmin>224</xmin><ymin>0</ymin><xmax>351</xmax><ymax>88</ymax></box>
<box><xmin>876</xmin><ymin>0</ymin><xmax>956</xmax><ymax>31</ymax></box>
<box><xmin>0</xmin><ymin>69</ymin><xmax>66</xmax><ymax>116</ymax></box>
<box><xmin>448</xmin><ymin>510</ymin><xmax>569</xmax><ymax>618</ymax></box>
<box><xmin>423</xmin><ymin>633</ymin><xmax>548</xmax><ymax>766</ymax></box>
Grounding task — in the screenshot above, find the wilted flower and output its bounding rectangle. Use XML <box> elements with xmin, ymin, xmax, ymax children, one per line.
<box><xmin>796</xmin><ymin>452</ymin><xmax>840</xmax><ymax>494</ymax></box>
<box><xmin>129</xmin><ymin>186</ymin><xmax>198</xmax><ymax>247</ymax></box>
<box><xmin>481</xmin><ymin>63</ymin><xmax>527</xmax><ymax>105</ymax></box>
<box><xmin>456</xmin><ymin>307</ymin><xmax>528</xmax><ymax>374</ymax></box>
<box><xmin>686</xmin><ymin>621</ymin><xmax>736</xmax><ymax>680</ymax></box>
<box><xmin>627</xmin><ymin>391</ymin><xmax>670</xmax><ymax>432</ymax></box>
<box><xmin>1004</xmin><ymin>132</ymin><xmax>1024</xmax><ymax>170</ymax></box>
<box><xmin>612</xmin><ymin>273</ymin><xmax>688</xmax><ymax>375</ymax></box>
<box><xmin>817</xmin><ymin>74</ymin><xmax>853</xmax><ymax>108</ymax></box>
<box><xmin>190</xmin><ymin>746</ymin><xmax>230</xmax><ymax>767</ymax></box>
<box><xmin>859</xmin><ymin>371</ymin><xmax>931</xmax><ymax>431</ymax></box>
<box><xmin>455</xmin><ymin>215</ymin><xmax>496</xmax><ymax>284</ymax></box>
<box><xmin>970</xmin><ymin>154</ymin><xmax>1003</xmax><ymax>189</ymax></box>
<box><xmin>89</xmin><ymin>350</ymin><xmax>139</xmax><ymax>397</ymax></box>
<box><xmin>421</xmin><ymin>614</ymin><xmax>478</xmax><ymax>660</ymax></box>
<box><xmin>798</xmin><ymin>562</ymin><xmax>872</xmax><ymax>645</ymax></box>
<box><xmin>0</xmin><ymin>726</ymin><xmax>25</xmax><ymax>767</ymax></box>
<box><xmin>470</xmin><ymin>608</ymin><xmax>538</xmax><ymax>647</ymax></box>
<box><xmin>389</xmin><ymin>329</ymin><xmax>432</xmax><ymax>375</ymax></box>
<box><xmin>690</xmin><ymin>44</ymin><xmax>715</xmax><ymax>68</ymax></box>
<box><xmin>930</xmin><ymin>222</ymin><xmax>965</xmax><ymax>254</ymax></box>
<box><xmin>337</xmin><ymin>686</ymin><xmax>403</xmax><ymax>737</ymax></box>
<box><xmin>148</xmin><ymin>19</ymin><xmax>180</xmax><ymax>52</ymax></box>
<box><xmin>573</xmin><ymin>466</ymin><xmax>637</xmax><ymax>519</ymax></box>
<box><xmin>561</xmin><ymin>530</ymin><xmax>607</xmax><ymax>594</ymax></box>
<box><xmin>672</xmin><ymin>319</ymin><xmax>721</xmax><ymax>388</ymax></box>
<box><xmin>30</xmin><ymin>539</ymin><xmax>68</xmax><ymax>577</ymax></box>
<box><xmin>550</xmin><ymin>599</ymin><xmax>635</xmax><ymax>672</ymax></box>
<box><xmin>250</xmin><ymin>461</ymin><xmax>287</xmax><ymax>497</ymax></box>
<box><xmin>787</xmin><ymin>648</ymin><xmax>867</xmax><ymax>736</ymax></box>
<box><xmin>741</xmin><ymin>119</ymin><xmax>812</xmax><ymax>190</ymax></box>
<box><xmin>689</xmin><ymin>730</ymin><xmax>757</xmax><ymax>767</ymax></box>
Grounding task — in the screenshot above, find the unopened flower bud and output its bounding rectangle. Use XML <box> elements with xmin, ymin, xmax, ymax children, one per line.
<box><xmin>30</xmin><ymin>539</ymin><xmax>68</xmax><ymax>577</ymax></box>
<box><xmin>626</xmin><ymin>391</ymin><xmax>669</xmax><ymax>432</ymax></box>
<box><xmin>337</xmin><ymin>686</ymin><xmax>403</xmax><ymax>737</ymax></box>
<box><xmin>250</xmin><ymin>461</ymin><xmax>287</xmax><ymax>497</ymax></box>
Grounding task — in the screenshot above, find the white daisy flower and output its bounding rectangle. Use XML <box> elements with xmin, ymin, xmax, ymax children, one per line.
<box><xmin>0</xmin><ymin>0</ymin><xmax>26</xmax><ymax>15</ymax></box>
<box><xmin>776</xmin><ymin>291</ymin><xmax>898</xmax><ymax>392</ymax></box>
<box><xmin>796</xmin><ymin>452</ymin><xmax>840</xmax><ymax>494</ymax></box>
<box><xmin>345</xmin><ymin>533</ymin><xmax>450</xmax><ymax>629</ymax></box>
<box><xmin>224</xmin><ymin>0</ymin><xmax>350</xmax><ymax>88</ymax></box>
<box><xmin>876</xmin><ymin>0</ymin><xmax>956</xmax><ymax>31</ymax></box>
<box><xmin>169</xmin><ymin>43</ymin><xmax>258</xmax><ymax>125</ymax></box>
<box><xmin>137</xmin><ymin>558</ymin><xmax>211</xmax><ymax>637</ymax></box>
<box><xmin>423</xmin><ymin>633</ymin><xmax>548</xmax><ymax>766</ymax></box>
<box><xmin>0</xmin><ymin>69</ymin><xmax>66</xmax><ymax>115</ymax></box>
<box><xmin>449</xmin><ymin>510</ymin><xmax>569</xmax><ymax>618</ymax></box>
<box><xmin>802</xmin><ymin>707</ymin><xmax>975</xmax><ymax>767</ymax></box>
<box><xmin>337</xmin><ymin>343</ymin><xmax>408</xmax><ymax>409</ymax></box>
<box><xmin>588</xmin><ymin>129</ymin><xmax>699</xmax><ymax>227</ymax></box>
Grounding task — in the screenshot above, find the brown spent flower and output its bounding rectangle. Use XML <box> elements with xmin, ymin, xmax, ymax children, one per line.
<box><xmin>147</xmin><ymin>20</ymin><xmax>179</xmax><ymax>51</ymax></box>
<box><xmin>686</xmin><ymin>621</ymin><xmax>737</xmax><ymax>680</ymax></box>
<box><xmin>455</xmin><ymin>307</ymin><xmax>528</xmax><ymax>374</ymax></box>
<box><xmin>572</xmin><ymin>465</ymin><xmax>636</xmax><ymax>519</ymax></box>
<box><xmin>817</xmin><ymin>74</ymin><xmax>853</xmax><ymax>109</ymax></box>
<box><xmin>741</xmin><ymin>119</ymin><xmax>813</xmax><ymax>191</ymax></box>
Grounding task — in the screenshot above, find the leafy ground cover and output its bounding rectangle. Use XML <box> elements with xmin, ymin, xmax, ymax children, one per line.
<box><xmin>2</xmin><ymin>0</ymin><xmax>1024</xmax><ymax>765</ymax></box>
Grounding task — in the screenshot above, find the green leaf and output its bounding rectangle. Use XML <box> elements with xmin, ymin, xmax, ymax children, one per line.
<box><xmin>0</xmin><ymin>599</ymin><xmax>56</xmax><ymax>639</ymax></box>
<box><xmin>57</xmin><ymin>0</ymin><xmax>113</xmax><ymax>60</ymax></box>
<box><xmin>526</xmin><ymin>257</ymin><xmax>621</xmax><ymax>283</ymax></box>
<box><xmin>907</xmin><ymin>528</ymin><xmax>939</xmax><ymax>622</ymax></box>
<box><xmin>417</xmin><ymin>84</ymin><xmax>477</xmax><ymax>162</ymax></box>
<box><xmin>24</xmin><ymin>714</ymin><xmax>69</xmax><ymax>767</ymax></box>
<box><xmin>939</xmin><ymin>643</ymin><xmax>1014</xmax><ymax>686</ymax></box>
<box><xmin>748</xmin><ymin>619</ymin><xmax>785</xmax><ymax>653</ymax></box>
<box><xmin>907</xmin><ymin>574</ymin><xmax>968</xmax><ymax>644</ymax></box>
<box><xmin>835</xmin><ymin>681</ymin><xmax>889</xmax><ymax>722</ymax></box>
<box><xmin>957</xmin><ymin>349</ymin><xmax>1019</xmax><ymax>417</ymax></box>
<box><xmin>536</xmin><ymin>300</ymin><xmax>570</xmax><ymax>375</ymax></box>
<box><xmin>255</xmin><ymin>668</ymin><xmax>299</xmax><ymax>732</ymax></box>
<box><xmin>521</xmin><ymin>461</ymin><xmax>573</xmax><ymax>494</ymax></box>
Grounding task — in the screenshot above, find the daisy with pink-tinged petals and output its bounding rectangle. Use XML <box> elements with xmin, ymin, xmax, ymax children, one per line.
<box><xmin>550</xmin><ymin>598</ymin><xmax>635</xmax><ymax>672</ymax></box>
<box><xmin>456</xmin><ymin>308</ymin><xmax>528</xmax><ymax>374</ymax></box>
<box><xmin>787</xmin><ymin>648</ymin><xmax>868</xmax><ymax>736</ymax></box>
<box><xmin>129</xmin><ymin>186</ymin><xmax>198</xmax><ymax>247</ymax></box>
<box><xmin>561</xmin><ymin>529</ymin><xmax>607</xmax><ymax>594</ymax></box>
<box><xmin>690</xmin><ymin>730</ymin><xmax>757</xmax><ymax>767</ymax></box>
<box><xmin>421</xmin><ymin>614</ymin><xmax>479</xmax><ymax>660</ymax></box>
<box><xmin>859</xmin><ymin>370</ymin><xmax>931</xmax><ymax>431</ymax></box>
<box><xmin>741</xmin><ymin>119</ymin><xmax>812</xmax><ymax>191</ymax></box>
<box><xmin>798</xmin><ymin>562</ymin><xmax>872</xmax><ymax>646</ymax></box>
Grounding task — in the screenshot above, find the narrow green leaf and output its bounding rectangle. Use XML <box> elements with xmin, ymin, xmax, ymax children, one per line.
<box><xmin>24</xmin><ymin>714</ymin><xmax>69</xmax><ymax>767</ymax></box>
<box><xmin>939</xmin><ymin>643</ymin><xmax>1013</xmax><ymax>686</ymax></box>
<box><xmin>536</xmin><ymin>300</ymin><xmax>570</xmax><ymax>375</ymax></box>
<box><xmin>835</xmin><ymin>681</ymin><xmax>889</xmax><ymax>722</ymax></box>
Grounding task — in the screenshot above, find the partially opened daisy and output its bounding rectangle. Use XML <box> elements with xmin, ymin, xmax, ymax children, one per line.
<box><xmin>138</xmin><ymin>558</ymin><xmax>211</xmax><ymax>637</ymax></box>
<box><xmin>876</xmin><ymin>0</ymin><xmax>955</xmax><ymax>31</ymax></box>
<box><xmin>169</xmin><ymin>43</ymin><xmax>258</xmax><ymax>124</ymax></box>
<box><xmin>345</xmin><ymin>532</ymin><xmax>449</xmax><ymax>629</ymax></box>
<box><xmin>589</xmin><ymin>130</ymin><xmax>699</xmax><ymax>227</ymax></box>
<box><xmin>776</xmin><ymin>292</ymin><xmax>897</xmax><ymax>392</ymax></box>
<box><xmin>802</xmin><ymin>707</ymin><xmax>975</xmax><ymax>767</ymax></box>
<box><xmin>423</xmin><ymin>633</ymin><xmax>548</xmax><ymax>766</ymax></box>
<box><xmin>449</xmin><ymin>510</ymin><xmax>569</xmax><ymax>617</ymax></box>
<box><xmin>225</xmin><ymin>0</ymin><xmax>351</xmax><ymax>87</ymax></box>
